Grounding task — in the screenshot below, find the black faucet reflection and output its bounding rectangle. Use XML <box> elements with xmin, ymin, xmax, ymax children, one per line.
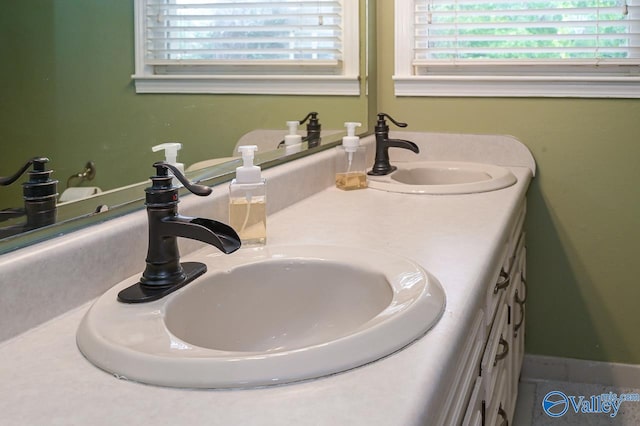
<box><xmin>299</xmin><ymin>111</ymin><xmax>322</xmax><ymax>148</ymax></box>
<box><xmin>0</xmin><ymin>157</ymin><xmax>58</xmax><ymax>238</ymax></box>
<box><xmin>277</xmin><ymin>111</ymin><xmax>322</xmax><ymax>149</ymax></box>
<box><xmin>368</xmin><ymin>113</ymin><xmax>420</xmax><ymax>176</ymax></box>
<box><xmin>117</xmin><ymin>162</ymin><xmax>241</xmax><ymax>304</ymax></box>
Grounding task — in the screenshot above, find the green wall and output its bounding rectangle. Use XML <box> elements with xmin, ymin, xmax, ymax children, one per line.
<box><xmin>0</xmin><ymin>1</ymin><xmax>367</xmax><ymax>206</ymax></box>
<box><xmin>377</xmin><ymin>2</ymin><xmax>640</xmax><ymax>364</ymax></box>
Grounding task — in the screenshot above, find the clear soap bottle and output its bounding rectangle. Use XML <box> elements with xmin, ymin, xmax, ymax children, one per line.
<box><xmin>229</xmin><ymin>145</ymin><xmax>267</xmax><ymax>246</ymax></box>
<box><xmin>335</xmin><ymin>122</ymin><xmax>367</xmax><ymax>190</ymax></box>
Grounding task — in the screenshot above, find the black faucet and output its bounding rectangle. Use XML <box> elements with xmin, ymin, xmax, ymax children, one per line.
<box><xmin>367</xmin><ymin>113</ymin><xmax>420</xmax><ymax>176</ymax></box>
<box><xmin>0</xmin><ymin>157</ymin><xmax>58</xmax><ymax>237</ymax></box>
<box><xmin>117</xmin><ymin>162</ymin><xmax>241</xmax><ymax>304</ymax></box>
<box><xmin>278</xmin><ymin>111</ymin><xmax>321</xmax><ymax>148</ymax></box>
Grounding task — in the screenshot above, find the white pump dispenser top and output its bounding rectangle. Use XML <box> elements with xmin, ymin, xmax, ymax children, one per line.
<box><xmin>152</xmin><ymin>142</ymin><xmax>183</xmax><ymax>167</ymax></box>
<box><xmin>235</xmin><ymin>145</ymin><xmax>262</xmax><ymax>184</ymax></box>
<box><xmin>284</xmin><ymin>120</ymin><xmax>302</xmax><ymax>146</ymax></box>
<box><xmin>152</xmin><ymin>142</ymin><xmax>184</xmax><ymax>186</ymax></box>
<box><xmin>342</xmin><ymin>122</ymin><xmax>362</xmax><ymax>153</ymax></box>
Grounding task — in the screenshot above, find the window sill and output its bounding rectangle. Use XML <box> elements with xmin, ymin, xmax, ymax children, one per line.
<box><xmin>393</xmin><ymin>75</ymin><xmax>640</xmax><ymax>98</ymax></box>
<box><xmin>132</xmin><ymin>75</ymin><xmax>361</xmax><ymax>96</ymax></box>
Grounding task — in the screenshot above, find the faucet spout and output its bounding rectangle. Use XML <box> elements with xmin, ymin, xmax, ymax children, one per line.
<box><xmin>386</xmin><ymin>138</ymin><xmax>419</xmax><ymax>153</ymax></box>
<box><xmin>163</xmin><ymin>215</ymin><xmax>240</xmax><ymax>254</ymax></box>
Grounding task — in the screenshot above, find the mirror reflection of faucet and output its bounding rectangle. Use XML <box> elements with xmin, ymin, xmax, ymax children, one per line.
<box><xmin>368</xmin><ymin>113</ymin><xmax>420</xmax><ymax>176</ymax></box>
<box><xmin>277</xmin><ymin>111</ymin><xmax>321</xmax><ymax>150</ymax></box>
<box><xmin>117</xmin><ymin>162</ymin><xmax>241</xmax><ymax>304</ymax></box>
<box><xmin>299</xmin><ymin>111</ymin><xmax>322</xmax><ymax>148</ymax></box>
<box><xmin>0</xmin><ymin>157</ymin><xmax>58</xmax><ymax>237</ymax></box>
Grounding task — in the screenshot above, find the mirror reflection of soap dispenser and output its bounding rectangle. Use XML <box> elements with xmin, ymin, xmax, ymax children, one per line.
<box><xmin>229</xmin><ymin>145</ymin><xmax>267</xmax><ymax>246</ymax></box>
<box><xmin>335</xmin><ymin>122</ymin><xmax>367</xmax><ymax>190</ymax></box>
<box><xmin>284</xmin><ymin>121</ymin><xmax>303</xmax><ymax>155</ymax></box>
<box><xmin>152</xmin><ymin>143</ymin><xmax>184</xmax><ymax>187</ymax></box>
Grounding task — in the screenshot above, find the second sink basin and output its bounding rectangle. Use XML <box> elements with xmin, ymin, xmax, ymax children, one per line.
<box><xmin>77</xmin><ymin>245</ymin><xmax>445</xmax><ymax>389</ymax></box>
<box><xmin>367</xmin><ymin>161</ymin><xmax>517</xmax><ymax>194</ymax></box>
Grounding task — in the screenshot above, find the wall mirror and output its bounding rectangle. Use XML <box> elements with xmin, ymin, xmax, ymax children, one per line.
<box><xmin>0</xmin><ymin>0</ymin><xmax>376</xmax><ymax>254</ymax></box>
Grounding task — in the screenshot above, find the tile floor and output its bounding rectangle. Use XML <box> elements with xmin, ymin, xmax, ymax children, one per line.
<box><xmin>513</xmin><ymin>379</ymin><xmax>640</xmax><ymax>425</ymax></box>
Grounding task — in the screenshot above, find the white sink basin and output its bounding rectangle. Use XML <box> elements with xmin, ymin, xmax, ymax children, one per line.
<box><xmin>367</xmin><ymin>161</ymin><xmax>517</xmax><ymax>194</ymax></box>
<box><xmin>77</xmin><ymin>245</ymin><xmax>445</xmax><ymax>389</ymax></box>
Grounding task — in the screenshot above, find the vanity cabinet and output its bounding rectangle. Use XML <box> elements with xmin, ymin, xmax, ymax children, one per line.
<box><xmin>437</xmin><ymin>201</ymin><xmax>527</xmax><ymax>426</ymax></box>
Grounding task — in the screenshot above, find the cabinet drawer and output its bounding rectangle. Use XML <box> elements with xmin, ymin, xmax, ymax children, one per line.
<box><xmin>485</xmin><ymin>244</ymin><xmax>509</xmax><ymax>327</ymax></box>
<box><xmin>486</xmin><ymin>201</ymin><xmax>526</xmax><ymax>327</ymax></box>
<box><xmin>481</xmin><ymin>301</ymin><xmax>510</xmax><ymax>405</ymax></box>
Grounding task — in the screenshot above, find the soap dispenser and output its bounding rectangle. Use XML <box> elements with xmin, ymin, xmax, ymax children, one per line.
<box><xmin>229</xmin><ymin>145</ymin><xmax>267</xmax><ymax>246</ymax></box>
<box><xmin>335</xmin><ymin>122</ymin><xmax>367</xmax><ymax>190</ymax></box>
<box><xmin>152</xmin><ymin>143</ymin><xmax>184</xmax><ymax>186</ymax></box>
<box><xmin>283</xmin><ymin>121</ymin><xmax>303</xmax><ymax>155</ymax></box>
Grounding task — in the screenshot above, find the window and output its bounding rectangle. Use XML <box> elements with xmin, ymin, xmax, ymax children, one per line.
<box><xmin>133</xmin><ymin>0</ymin><xmax>360</xmax><ymax>95</ymax></box>
<box><xmin>395</xmin><ymin>0</ymin><xmax>640</xmax><ymax>97</ymax></box>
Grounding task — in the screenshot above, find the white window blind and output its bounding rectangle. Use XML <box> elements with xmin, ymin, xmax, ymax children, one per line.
<box><xmin>415</xmin><ymin>0</ymin><xmax>640</xmax><ymax>68</ymax></box>
<box><xmin>133</xmin><ymin>0</ymin><xmax>360</xmax><ymax>95</ymax></box>
<box><xmin>145</xmin><ymin>0</ymin><xmax>343</xmax><ymax>67</ymax></box>
<box><xmin>394</xmin><ymin>0</ymin><xmax>640</xmax><ymax>97</ymax></box>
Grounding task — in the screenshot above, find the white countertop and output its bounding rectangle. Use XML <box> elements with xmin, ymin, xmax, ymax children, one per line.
<box><xmin>0</xmin><ymin>165</ymin><xmax>532</xmax><ymax>426</ymax></box>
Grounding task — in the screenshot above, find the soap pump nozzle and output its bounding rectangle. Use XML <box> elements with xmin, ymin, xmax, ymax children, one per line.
<box><xmin>235</xmin><ymin>145</ymin><xmax>261</xmax><ymax>185</ymax></box>
<box><xmin>152</xmin><ymin>142</ymin><xmax>182</xmax><ymax>165</ymax></box>
<box><xmin>152</xmin><ymin>142</ymin><xmax>184</xmax><ymax>186</ymax></box>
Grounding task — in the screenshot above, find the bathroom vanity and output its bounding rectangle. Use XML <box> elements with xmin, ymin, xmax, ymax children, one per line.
<box><xmin>0</xmin><ymin>132</ymin><xmax>534</xmax><ymax>425</ymax></box>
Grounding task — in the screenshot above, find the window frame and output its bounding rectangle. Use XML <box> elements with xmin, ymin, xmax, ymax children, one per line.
<box><xmin>132</xmin><ymin>0</ymin><xmax>361</xmax><ymax>95</ymax></box>
<box><xmin>394</xmin><ymin>0</ymin><xmax>640</xmax><ymax>98</ymax></box>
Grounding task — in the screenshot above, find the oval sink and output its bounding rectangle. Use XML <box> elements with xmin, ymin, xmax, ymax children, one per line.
<box><xmin>77</xmin><ymin>245</ymin><xmax>445</xmax><ymax>389</ymax></box>
<box><xmin>367</xmin><ymin>161</ymin><xmax>517</xmax><ymax>194</ymax></box>
<box><xmin>165</xmin><ymin>261</ymin><xmax>394</xmax><ymax>352</ymax></box>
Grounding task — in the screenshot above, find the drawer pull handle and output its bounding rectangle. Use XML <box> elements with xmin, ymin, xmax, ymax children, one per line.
<box><xmin>494</xmin><ymin>269</ymin><xmax>510</xmax><ymax>294</ymax></box>
<box><xmin>514</xmin><ymin>292</ymin><xmax>525</xmax><ymax>337</ymax></box>
<box><xmin>494</xmin><ymin>335</ymin><xmax>509</xmax><ymax>366</ymax></box>
<box><xmin>515</xmin><ymin>271</ymin><xmax>527</xmax><ymax>304</ymax></box>
<box><xmin>498</xmin><ymin>404</ymin><xmax>509</xmax><ymax>426</ymax></box>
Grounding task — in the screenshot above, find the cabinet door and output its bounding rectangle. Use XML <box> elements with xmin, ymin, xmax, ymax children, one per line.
<box><xmin>486</xmin><ymin>372</ymin><xmax>510</xmax><ymax>426</ymax></box>
<box><xmin>502</xmin><ymin>232</ymin><xmax>524</xmax><ymax>416</ymax></box>
<box><xmin>436</xmin><ymin>310</ymin><xmax>485</xmax><ymax>426</ymax></box>
<box><xmin>509</xmin><ymin>243</ymin><xmax>527</xmax><ymax>418</ymax></box>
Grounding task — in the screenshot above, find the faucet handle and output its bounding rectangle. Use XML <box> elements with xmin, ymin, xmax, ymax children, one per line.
<box><xmin>153</xmin><ymin>161</ymin><xmax>212</xmax><ymax>196</ymax></box>
<box><xmin>376</xmin><ymin>113</ymin><xmax>408</xmax><ymax>130</ymax></box>
<box><xmin>0</xmin><ymin>157</ymin><xmax>50</xmax><ymax>186</ymax></box>
<box><xmin>299</xmin><ymin>111</ymin><xmax>319</xmax><ymax>127</ymax></box>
